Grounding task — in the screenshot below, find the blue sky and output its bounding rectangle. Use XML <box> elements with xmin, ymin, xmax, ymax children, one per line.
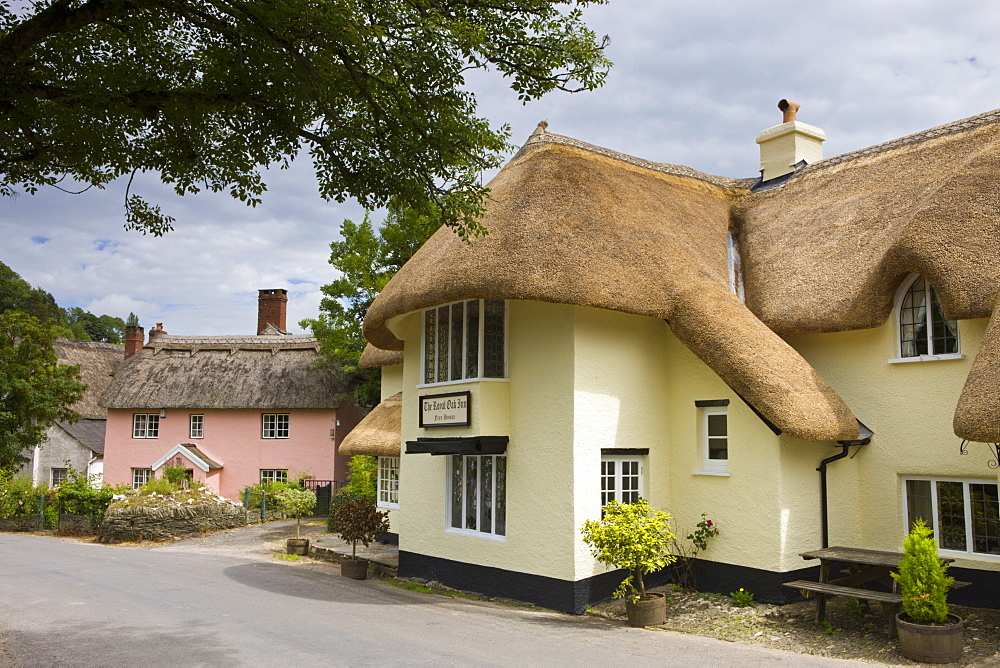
<box><xmin>3</xmin><ymin>1</ymin><xmax>1000</xmax><ymax>335</ymax></box>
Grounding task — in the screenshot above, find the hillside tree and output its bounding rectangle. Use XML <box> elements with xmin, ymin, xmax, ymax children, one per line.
<box><xmin>302</xmin><ymin>201</ymin><xmax>440</xmax><ymax>406</ymax></box>
<box><xmin>0</xmin><ymin>311</ymin><xmax>85</xmax><ymax>472</ymax></box>
<box><xmin>1</xmin><ymin>0</ymin><xmax>610</xmax><ymax>238</ymax></box>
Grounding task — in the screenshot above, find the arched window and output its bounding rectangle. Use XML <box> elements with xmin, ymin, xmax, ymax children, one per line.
<box><xmin>898</xmin><ymin>276</ymin><xmax>959</xmax><ymax>358</ymax></box>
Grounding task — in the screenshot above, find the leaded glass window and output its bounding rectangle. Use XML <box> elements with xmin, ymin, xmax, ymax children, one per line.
<box><xmin>899</xmin><ymin>276</ymin><xmax>959</xmax><ymax>358</ymax></box>
<box><xmin>449</xmin><ymin>454</ymin><xmax>506</xmax><ymax>538</ymax></box>
<box><xmin>903</xmin><ymin>477</ymin><xmax>1000</xmax><ymax>556</ymax></box>
<box><xmin>423</xmin><ymin>300</ymin><xmax>506</xmax><ymax>384</ymax></box>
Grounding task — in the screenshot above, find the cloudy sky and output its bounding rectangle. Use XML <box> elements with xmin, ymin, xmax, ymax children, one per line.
<box><xmin>3</xmin><ymin>1</ymin><xmax>1000</xmax><ymax>336</ymax></box>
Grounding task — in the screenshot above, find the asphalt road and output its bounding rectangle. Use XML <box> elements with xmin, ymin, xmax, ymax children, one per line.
<box><xmin>0</xmin><ymin>526</ymin><xmax>877</xmax><ymax>667</ymax></box>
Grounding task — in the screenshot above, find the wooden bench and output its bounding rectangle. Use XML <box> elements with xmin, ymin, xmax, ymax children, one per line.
<box><xmin>784</xmin><ymin>580</ymin><xmax>902</xmax><ymax>637</ymax></box>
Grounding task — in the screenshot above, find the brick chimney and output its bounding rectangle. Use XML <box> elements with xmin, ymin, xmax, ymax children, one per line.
<box><xmin>756</xmin><ymin>99</ymin><xmax>826</xmax><ymax>182</ymax></box>
<box><xmin>124</xmin><ymin>324</ymin><xmax>145</xmax><ymax>359</ymax></box>
<box><xmin>257</xmin><ymin>289</ymin><xmax>288</xmax><ymax>334</ymax></box>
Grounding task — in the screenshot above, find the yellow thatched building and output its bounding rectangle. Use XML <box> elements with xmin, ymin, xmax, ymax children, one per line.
<box><xmin>346</xmin><ymin>104</ymin><xmax>1000</xmax><ymax>612</ymax></box>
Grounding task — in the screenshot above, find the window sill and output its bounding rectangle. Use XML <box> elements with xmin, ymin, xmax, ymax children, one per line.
<box><xmin>377</xmin><ymin>502</ymin><xmax>399</xmax><ymax>510</ymax></box>
<box><xmin>417</xmin><ymin>378</ymin><xmax>508</xmax><ymax>389</ymax></box>
<box><xmin>888</xmin><ymin>353</ymin><xmax>964</xmax><ymax>364</ymax></box>
<box><xmin>936</xmin><ymin>548</ymin><xmax>1000</xmax><ymax>562</ymax></box>
<box><xmin>445</xmin><ymin>527</ymin><xmax>506</xmax><ymax>542</ymax></box>
<box><xmin>692</xmin><ymin>470</ymin><xmax>730</xmax><ymax>477</ymax></box>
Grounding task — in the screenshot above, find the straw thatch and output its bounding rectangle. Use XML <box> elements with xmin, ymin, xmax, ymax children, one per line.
<box><xmin>364</xmin><ymin>128</ymin><xmax>858</xmax><ymax>441</ymax></box>
<box><xmin>53</xmin><ymin>338</ymin><xmax>123</xmax><ymax>418</ymax></box>
<box><xmin>339</xmin><ymin>393</ymin><xmax>402</xmax><ymax>457</ymax></box>
<box><xmin>359</xmin><ymin>343</ymin><xmax>403</xmax><ymax>369</ymax></box>
<box><xmin>99</xmin><ymin>334</ymin><xmax>349</xmax><ymax>409</ymax></box>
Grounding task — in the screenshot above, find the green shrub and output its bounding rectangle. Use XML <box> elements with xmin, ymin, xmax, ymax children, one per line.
<box><xmin>891</xmin><ymin>519</ymin><xmax>954</xmax><ymax>623</ymax></box>
<box><xmin>344</xmin><ymin>456</ymin><xmax>377</xmax><ymax>502</ymax></box>
<box><xmin>162</xmin><ymin>463</ymin><xmax>189</xmax><ymax>486</ymax></box>
<box><xmin>276</xmin><ymin>487</ymin><xmax>317</xmax><ymax>539</ymax></box>
<box><xmin>54</xmin><ymin>467</ymin><xmax>122</xmax><ymax>518</ymax></box>
<box><xmin>141</xmin><ymin>477</ymin><xmax>178</xmax><ymax>495</ymax></box>
<box><xmin>0</xmin><ymin>472</ymin><xmax>50</xmax><ymax>519</ymax></box>
<box><xmin>580</xmin><ymin>499</ymin><xmax>676</xmax><ymax>603</ymax></box>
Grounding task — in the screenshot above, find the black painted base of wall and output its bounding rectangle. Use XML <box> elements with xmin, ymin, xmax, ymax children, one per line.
<box><xmin>376</xmin><ymin>532</ymin><xmax>399</xmax><ymax>546</ymax></box>
<box><xmin>399</xmin><ymin>552</ymin><xmax>832</xmax><ymax>613</ymax></box>
<box><xmin>399</xmin><ymin>551</ymin><xmax>1000</xmax><ymax>613</ymax></box>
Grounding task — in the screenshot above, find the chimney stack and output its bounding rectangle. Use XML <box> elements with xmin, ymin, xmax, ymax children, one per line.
<box><xmin>257</xmin><ymin>289</ymin><xmax>288</xmax><ymax>335</ymax></box>
<box><xmin>124</xmin><ymin>324</ymin><xmax>145</xmax><ymax>359</ymax></box>
<box><xmin>147</xmin><ymin>322</ymin><xmax>168</xmax><ymax>341</ymax></box>
<box><xmin>756</xmin><ymin>99</ymin><xmax>826</xmax><ymax>182</ymax></box>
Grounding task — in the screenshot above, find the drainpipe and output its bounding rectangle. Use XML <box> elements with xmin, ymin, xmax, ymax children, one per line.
<box><xmin>817</xmin><ymin>421</ymin><xmax>873</xmax><ymax>548</ymax></box>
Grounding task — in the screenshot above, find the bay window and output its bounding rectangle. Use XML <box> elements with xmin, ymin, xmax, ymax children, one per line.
<box><xmin>423</xmin><ymin>300</ymin><xmax>506</xmax><ymax>385</ymax></box>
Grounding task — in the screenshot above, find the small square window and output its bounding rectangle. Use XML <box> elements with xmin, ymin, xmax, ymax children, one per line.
<box><xmin>260</xmin><ymin>469</ymin><xmax>288</xmax><ymax>484</ymax></box>
<box><xmin>132</xmin><ymin>468</ymin><xmax>153</xmax><ymax>489</ymax></box>
<box><xmin>51</xmin><ymin>468</ymin><xmax>68</xmax><ymax>486</ymax></box>
<box><xmin>132</xmin><ymin>414</ymin><xmax>160</xmax><ymax>439</ymax></box>
<box><xmin>262</xmin><ymin>414</ymin><xmax>289</xmax><ymax>439</ymax></box>
<box><xmin>601</xmin><ymin>456</ymin><xmax>643</xmax><ymax>507</ymax></box>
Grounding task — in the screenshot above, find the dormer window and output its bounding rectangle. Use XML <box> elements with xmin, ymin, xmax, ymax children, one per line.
<box><xmin>897</xmin><ymin>276</ymin><xmax>959</xmax><ymax>359</ymax></box>
<box><xmin>422</xmin><ymin>300</ymin><xmax>506</xmax><ymax>385</ymax></box>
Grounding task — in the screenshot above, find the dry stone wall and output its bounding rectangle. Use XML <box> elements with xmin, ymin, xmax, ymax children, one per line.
<box><xmin>98</xmin><ymin>501</ymin><xmax>247</xmax><ymax>543</ymax></box>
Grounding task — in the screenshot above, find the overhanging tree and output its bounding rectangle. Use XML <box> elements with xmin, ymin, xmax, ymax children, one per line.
<box><xmin>1</xmin><ymin>0</ymin><xmax>610</xmax><ymax>238</ymax></box>
<box><xmin>302</xmin><ymin>200</ymin><xmax>439</xmax><ymax>406</ymax></box>
<box><xmin>0</xmin><ymin>311</ymin><xmax>85</xmax><ymax>472</ymax></box>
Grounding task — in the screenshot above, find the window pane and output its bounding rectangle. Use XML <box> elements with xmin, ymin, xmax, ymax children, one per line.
<box><xmin>465</xmin><ymin>456</ymin><xmax>478</xmax><ymax>530</ymax></box>
<box><xmin>480</xmin><ymin>455</ymin><xmax>493</xmax><ymax>534</ymax></box>
<box><xmin>451</xmin><ymin>455</ymin><xmax>462</xmax><ymax>528</ymax></box>
<box><xmin>970</xmin><ymin>483</ymin><xmax>1000</xmax><ymax>555</ymax></box>
<box><xmin>465</xmin><ymin>300</ymin><xmax>479</xmax><ymax>379</ymax></box>
<box><xmin>483</xmin><ymin>300</ymin><xmax>505</xmax><ymax>378</ymax></box>
<box><xmin>707</xmin><ymin>413</ymin><xmax>727</xmax><ymax>437</ymax></box>
<box><xmin>450</xmin><ymin>301</ymin><xmax>464</xmax><ymax>381</ymax></box>
<box><xmin>930</xmin><ymin>287</ymin><xmax>959</xmax><ymax>355</ymax></box>
<box><xmin>708</xmin><ymin>438</ymin><xmax>727</xmax><ymax>460</ymax></box>
<box><xmin>147</xmin><ymin>415</ymin><xmax>159</xmax><ymax>438</ymax></box>
<box><xmin>621</xmin><ymin>460</ymin><xmax>640</xmax><ymax>504</ymax></box>
<box><xmin>900</xmin><ymin>277</ymin><xmax>928</xmax><ymax>357</ymax></box>
<box><xmin>424</xmin><ymin>308</ymin><xmax>436</xmax><ymax>384</ymax></box>
<box><xmin>437</xmin><ymin>306</ymin><xmax>449</xmax><ymax>383</ymax></box>
<box><xmin>495</xmin><ymin>456</ymin><xmax>506</xmax><ymax>536</ymax></box>
<box><xmin>936</xmin><ymin>481</ymin><xmax>967</xmax><ymax>550</ymax></box>
<box><xmin>905</xmin><ymin>479</ymin><xmax>934</xmax><ymax>533</ymax></box>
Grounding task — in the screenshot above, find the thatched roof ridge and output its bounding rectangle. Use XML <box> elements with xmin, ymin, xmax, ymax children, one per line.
<box><xmin>365</xmin><ymin>138</ymin><xmax>858</xmax><ymax>441</ymax></box>
<box><xmin>359</xmin><ymin>344</ymin><xmax>404</xmax><ymax>369</ymax></box>
<box><xmin>53</xmin><ymin>338</ymin><xmax>123</xmax><ymax>418</ymax></box>
<box><xmin>99</xmin><ymin>334</ymin><xmax>348</xmax><ymax>410</ymax></box>
<box><xmin>339</xmin><ymin>393</ymin><xmax>401</xmax><ymax>457</ymax></box>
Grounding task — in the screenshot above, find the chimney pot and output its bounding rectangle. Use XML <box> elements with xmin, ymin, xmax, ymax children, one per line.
<box><xmin>257</xmin><ymin>288</ymin><xmax>288</xmax><ymax>335</ymax></box>
<box><xmin>778</xmin><ymin>99</ymin><xmax>801</xmax><ymax>123</ymax></box>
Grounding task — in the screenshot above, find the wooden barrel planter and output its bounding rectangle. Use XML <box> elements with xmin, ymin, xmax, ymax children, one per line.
<box><xmin>285</xmin><ymin>538</ymin><xmax>310</xmax><ymax>555</ymax></box>
<box><xmin>340</xmin><ymin>557</ymin><xmax>370</xmax><ymax>580</ymax></box>
<box><xmin>895</xmin><ymin>613</ymin><xmax>963</xmax><ymax>663</ymax></box>
<box><xmin>626</xmin><ymin>593</ymin><xmax>666</xmax><ymax>627</ymax></box>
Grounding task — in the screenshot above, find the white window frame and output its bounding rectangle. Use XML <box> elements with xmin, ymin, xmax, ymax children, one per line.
<box><xmin>377</xmin><ymin>456</ymin><xmax>400</xmax><ymax>509</ymax></box>
<box><xmin>50</xmin><ymin>468</ymin><xmax>68</xmax><ymax>486</ymax></box>
<box><xmin>903</xmin><ymin>476</ymin><xmax>1000</xmax><ymax>559</ymax></box>
<box><xmin>260</xmin><ymin>469</ymin><xmax>288</xmax><ymax>484</ymax></box>
<box><xmin>132</xmin><ymin>413</ymin><xmax>160</xmax><ymax>439</ymax></box>
<box><xmin>132</xmin><ymin>468</ymin><xmax>152</xmax><ymax>489</ymax></box>
<box><xmin>890</xmin><ymin>274</ymin><xmax>962</xmax><ymax>363</ymax></box>
<box><xmin>189</xmin><ymin>414</ymin><xmax>204</xmax><ymax>439</ymax></box>
<box><xmin>601</xmin><ymin>455</ymin><xmax>644</xmax><ymax>507</ymax></box>
<box><xmin>696</xmin><ymin>406</ymin><xmax>729</xmax><ymax>475</ymax></box>
<box><xmin>262</xmin><ymin>413</ymin><xmax>289</xmax><ymax>439</ymax></box>
<box><xmin>446</xmin><ymin>454</ymin><xmax>506</xmax><ymax>541</ymax></box>
<box><xmin>419</xmin><ymin>299</ymin><xmax>508</xmax><ymax>388</ymax></box>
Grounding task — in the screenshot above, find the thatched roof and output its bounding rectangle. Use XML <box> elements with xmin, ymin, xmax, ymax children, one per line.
<box><xmin>359</xmin><ymin>344</ymin><xmax>403</xmax><ymax>369</ymax></box>
<box><xmin>53</xmin><ymin>338</ymin><xmax>123</xmax><ymax>418</ymax></box>
<box><xmin>365</xmin><ymin>110</ymin><xmax>1000</xmax><ymax>443</ymax></box>
<box><xmin>99</xmin><ymin>334</ymin><xmax>349</xmax><ymax>410</ymax></box>
<box><xmin>56</xmin><ymin>417</ymin><xmax>107</xmax><ymax>455</ymax></box>
<box><xmin>365</xmin><ymin>127</ymin><xmax>858</xmax><ymax>441</ymax></box>
<box><xmin>339</xmin><ymin>393</ymin><xmax>401</xmax><ymax>457</ymax></box>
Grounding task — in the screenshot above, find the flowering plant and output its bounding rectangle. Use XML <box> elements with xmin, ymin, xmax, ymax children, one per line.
<box><xmin>671</xmin><ymin>513</ymin><xmax>720</xmax><ymax>589</ymax></box>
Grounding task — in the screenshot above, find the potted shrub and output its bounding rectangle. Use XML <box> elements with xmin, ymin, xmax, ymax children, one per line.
<box><xmin>330</xmin><ymin>496</ymin><xmax>390</xmax><ymax>580</ymax></box>
<box><xmin>276</xmin><ymin>487</ymin><xmax>317</xmax><ymax>555</ymax></box>
<box><xmin>890</xmin><ymin>519</ymin><xmax>963</xmax><ymax>663</ymax></box>
<box><xmin>581</xmin><ymin>499</ymin><xmax>676</xmax><ymax>627</ymax></box>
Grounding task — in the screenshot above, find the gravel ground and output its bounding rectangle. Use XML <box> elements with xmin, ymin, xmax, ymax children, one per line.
<box><xmin>588</xmin><ymin>585</ymin><xmax>1000</xmax><ymax>666</ymax></box>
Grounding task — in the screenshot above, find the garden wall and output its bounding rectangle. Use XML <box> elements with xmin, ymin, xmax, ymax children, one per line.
<box><xmin>98</xmin><ymin>501</ymin><xmax>247</xmax><ymax>543</ymax></box>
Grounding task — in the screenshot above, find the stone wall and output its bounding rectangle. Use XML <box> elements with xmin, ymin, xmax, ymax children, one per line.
<box><xmin>98</xmin><ymin>501</ymin><xmax>247</xmax><ymax>543</ymax></box>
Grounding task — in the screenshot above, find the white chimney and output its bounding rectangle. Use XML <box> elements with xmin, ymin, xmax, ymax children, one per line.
<box><xmin>756</xmin><ymin>99</ymin><xmax>826</xmax><ymax>181</ymax></box>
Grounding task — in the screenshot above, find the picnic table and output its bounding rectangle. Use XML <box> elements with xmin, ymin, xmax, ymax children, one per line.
<box><xmin>783</xmin><ymin>546</ymin><xmax>960</xmax><ymax>638</ymax></box>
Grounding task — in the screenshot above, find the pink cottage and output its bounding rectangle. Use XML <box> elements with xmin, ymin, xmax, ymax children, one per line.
<box><xmin>99</xmin><ymin>289</ymin><xmax>363</xmax><ymax>500</ymax></box>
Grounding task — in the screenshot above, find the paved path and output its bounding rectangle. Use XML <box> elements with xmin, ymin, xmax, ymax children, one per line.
<box><xmin>0</xmin><ymin>525</ymin><xmax>880</xmax><ymax>667</ymax></box>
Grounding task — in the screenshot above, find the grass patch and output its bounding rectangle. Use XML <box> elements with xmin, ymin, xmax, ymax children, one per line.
<box><xmin>273</xmin><ymin>552</ymin><xmax>301</xmax><ymax>561</ymax></box>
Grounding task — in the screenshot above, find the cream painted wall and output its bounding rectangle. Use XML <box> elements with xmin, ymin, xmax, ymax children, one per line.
<box><xmin>381</xmin><ymin>364</ymin><xmax>403</xmax><ymax>400</ymax></box>
<box><xmin>788</xmin><ymin>315</ymin><xmax>999</xmax><ymax>572</ymax></box>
